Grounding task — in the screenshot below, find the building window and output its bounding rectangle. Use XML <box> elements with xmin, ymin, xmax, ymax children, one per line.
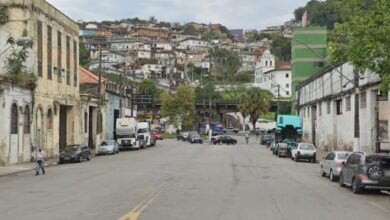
<box><xmin>265</xmin><ymin>60</ymin><xmax>268</xmax><ymax>66</ymax></box>
<box><xmin>346</xmin><ymin>96</ymin><xmax>351</xmax><ymax>111</ymax></box>
<box><xmin>286</xmin><ymin>91</ymin><xmax>290</xmax><ymax>96</ymax></box>
<box><xmin>73</xmin><ymin>40</ymin><xmax>78</xmax><ymax>87</ymax></box>
<box><xmin>57</xmin><ymin>31</ymin><xmax>62</xmax><ymax>69</ymax></box>
<box><xmin>327</xmin><ymin>101</ymin><xmax>331</xmax><ymax>114</ymax></box>
<box><xmin>84</xmin><ymin>112</ymin><xmax>88</xmax><ymax>133</ymax></box>
<box><xmin>336</xmin><ymin>99</ymin><xmax>343</xmax><ymax>115</ymax></box>
<box><xmin>66</xmin><ymin>36</ymin><xmax>70</xmax><ymax>83</ymax></box>
<box><xmin>37</xmin><ymin>20</ymin><xmax>43</xmax><ymax>77</ymax></box>
<box><xmin>57</xmin><ymin>68</ymin><xmax>62</xmax><ymax>83</ymax></box>
<box><xmin>47</xmin><ymin>25</ymin><xmax>52</xmax><ymax>79</ymax></box>
<box><xmin>314</xmin><ymin>62</ymin><xmax>324</xmax><ymax>68</ymax></box>
<box><xmin>270</xmin><ymin>61</ymin><xmax>273</xmax><ymax>66</ymax></box>
<box><xmin>319</xmin><ymin>102</ymin><xmax>322</xmax><ymax>116</ymax></box>
<box><xmin>360</xmin><ymin>92</ymin><xmax>367</xmax><ymax>109</ymax></box>
<box><xmin>66</xmin><ymin>71</ymin><xmax>70</xmax><ymax>85</ymax></box>
<box><xmin>11</xmin><ymin>104</ymin><xmax>18</xmax><ymax>134</ymax></box>
<box><xmin>24</xmin><ymin>106</ymin><xmax>30</xmax><ymax>134</ymax></box>
<box><xmin>285</xmin><ymin>73</ymin><xmax>289</xmax><ymax>78</ymax></box>
<box><xmin>286</xmin><ymin>84</ymin><xmax>289</xmax><ymax>88</ymax></box>
<box><xmin>47</xmin><ymin>109</ymin><xmax>53</xmax><ymax>129</ymax></box>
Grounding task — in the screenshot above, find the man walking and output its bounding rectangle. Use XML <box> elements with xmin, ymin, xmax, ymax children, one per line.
<box><xmin>35</xmin><ymin>149</ymin><xmax>45</xmax><ymax>176</ymax></box>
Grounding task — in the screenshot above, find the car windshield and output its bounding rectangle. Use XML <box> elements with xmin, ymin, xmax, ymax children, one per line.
<box><xmin>300</xmin><ymin>144</ymin><xmax>315</xmax><ymax>150</ymax></box>
<box><xmin>365</xmin><ymin>156</ymin><xmax>390</xmax><ymax>168</ymax></box>
<box><xmin>65</xmin><ymin>145</ymin><xmax>80</xmax><ymax>151</ymax></box>
<box><xmin>337</xmin><ymin>153</ymin><xmax>350</xmax><ymax>160</ymax></box>
<box><xmin>192</xmin><ymin>134</ymin><xmax>200</xmax><ymax>138</ymax></box>
<box><xmin>100</xmin><ymin>140</ymin><xmax>115</xmax><ymax>146</ymax></box>
<box><xmin>137</xmin><ymin>128</ymin><xmax>148</xmax><ymax>133</ymax></box>
<box><xmin>117</xmin><ymin>134</ymin><xmax>136</xmax><ymax>139</ymax></box>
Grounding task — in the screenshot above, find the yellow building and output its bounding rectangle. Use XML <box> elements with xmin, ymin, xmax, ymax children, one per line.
<box><xmin>0</xmin><ymin>0</ymin><xmax>82</xmax><ymax>158</ymax></box>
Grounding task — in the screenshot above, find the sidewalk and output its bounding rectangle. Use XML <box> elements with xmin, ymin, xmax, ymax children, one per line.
<box><xmin>0</xmin><ymin>159</ymin><xmax>58</xmax><ymax>177</ymax></box>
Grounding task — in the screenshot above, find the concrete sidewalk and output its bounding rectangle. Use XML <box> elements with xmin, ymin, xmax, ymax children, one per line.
<box><xmin>0</xmin><ymin>159</ymin><xmax>58</xmax><ymax>177</ymax></box>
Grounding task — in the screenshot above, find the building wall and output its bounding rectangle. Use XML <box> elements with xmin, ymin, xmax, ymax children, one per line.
<box><xmin>0</xmin><ymin>0</ymin><xmax>82</xmax><ymax>158</ymax></box>
<box><xmin>0</xmin><ymin>85</ymin><xmax>32</xmax><ymax>165</ymax></box>
<box><xmin>292</xmin><ymin>26</ymin><xmax>327</xmax><ymax>111</ymax></box>
<box><xmin>103</xmin><ymin>93</ymin><xmax>121</xmax><ymax>140</ymax></box>
<box><xmin>298</xmin><ymin>63</ymin><xmax>382</xmax><ymax>152</ymax></box>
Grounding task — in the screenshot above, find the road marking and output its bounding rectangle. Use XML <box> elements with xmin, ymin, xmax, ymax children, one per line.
<box><xmin>117</xmin><ymin>192</ymin><xmax>159</xmax><ymax>220</ymax></box>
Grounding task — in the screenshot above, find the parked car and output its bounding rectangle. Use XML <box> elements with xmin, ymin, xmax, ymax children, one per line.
<box><xmin>188</xmin><ymin>132</ymin><xmax>203</xmax><ymax>144</ymax></box>
<box><xmin>320</xmin><ymin>151</ymin><xmax>351</xmax><ymax>181</ymax></box>
<box><xmin>212</xmin><ymin>135</ymin><xmax>237</xmax><ymax>145</ymax></box>
<box><xmin>224</xmin><ymin>127</ymin><xmax>239</xmax><ymax>133</ymax></box>
<box><xmin>339</xmin><ymin>152</ymin><xmax>390</xmax><ymax>194</ymax></box>
<box><xmin>291</xmin><ymin>143</ymin><xmax>316</xmax><ymax>163</ymax></box>
<box><xmin>151</xmin><ymin>132</ymin><xmax>164</xmax><ymax>140</ymax></box>
<box><xmin>59</xmin><ymin>144</ymin><xmax>91</xmax><ymax>163</ymax></box>
<box><xmin>276</xmin><ymin>143</ymin><xmax>289</xmax><ymax>157</ymax></box>
<box><xmin>177</xmin><ymin>132</ymin><xmax>189</xmax><ymax>141</ymax></box>
<box><xmin>97</xmin><ymin>140</ymin><xmax>119</xmax><ymax>155</ymax></box>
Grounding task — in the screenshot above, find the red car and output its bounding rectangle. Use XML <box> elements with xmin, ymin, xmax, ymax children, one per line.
<box><xmin>151</xmin><ymin>132</ymin><xmax>164</xmax><ymax>140</ymax></box>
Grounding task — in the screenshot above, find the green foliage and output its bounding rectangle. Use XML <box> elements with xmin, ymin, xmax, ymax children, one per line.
<box><xmin>148</xmin><ymin>16</ymin><xmax>158</xmax><ymax>24</ymax></box>
<box><xmin>139</xmin><ymin>58</ymin><xmax>158</xmax><ymax>65</ymax></box>
<box><xmin>227</xmin><ymin>72</ymin><xmax>253</xmax><ymax>83</ymax></box>
<box><xmin>79</xmin><ymin>41</ymin><xmax>89</xmax><ymax>67</ymax></box>
<box><xmin>138</xmin><ymin>79</ymin><xmax>158</xmax><ymax>95</ymax></box>
<box><xmin>3</xmin><ymin>37</ymin><xmax>36</xmax><ymax>90</ymax></box>
<box><xmin>247</xmin><ymin>32</ymin><xmax>271</xmax><ymax>43</ymax></box>
<box><xmin>294</xmin><ymin>0</ymin><xmax>374</xmax><ymax>30</ymax></box>
<box><xmin>238</xmin><ymin>88</ymin><xmax>273</xmax><ymax>131</ymax></box>
<box><xmin>329</xmin><ymin>0</ymin><xmax>390</xmax><ymax>93</ymax></box>
<box><xmin>160</xmin><ymin>85</ymin><xmax>196</xmax><ymax>129</ymax></box>
<box><xmin>182</xmin><ymin>23</ymin><xmax>199</xmax><ymax>35</ymax></box>
<box><xmin>270</xmin><ymin>33</ymin><xmax>291</xmax><ymax>62</ymax></box>
<box><xmin>101</xmin><ymin>72</ymin><xmax>133</xmax><ymax>86</ymax></box>
<box><xmin>0</xmin><ymin>6</ymin><xmax>7</xmax><ymax>25</ymax></box>
<box><xmin>210</xmin><ymin>48</ymin><xmax>240</xmax><ymax>78</ymax></box>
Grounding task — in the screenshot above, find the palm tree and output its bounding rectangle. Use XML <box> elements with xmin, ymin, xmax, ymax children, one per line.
<box><xmin>148</xmin><ymin>16</ymin><xmax>157</xmax><ymax>24</ymax></box>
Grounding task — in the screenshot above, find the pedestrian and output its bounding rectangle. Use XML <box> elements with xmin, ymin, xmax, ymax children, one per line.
<box><xmin>35</xmin><ymin>148</ymin><xmax>46</xmax><ymax>176</ymax></box>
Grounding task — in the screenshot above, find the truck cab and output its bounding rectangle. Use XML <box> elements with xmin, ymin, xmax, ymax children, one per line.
<box><xmin>137</xmin><ymin>122</ymin><xmax>156</xmax><ymax>148</ymax></box>
<box><xmin>116</xmin><ymin>118</ymin><xmax>138</xmax><ymax>150</ymax></box>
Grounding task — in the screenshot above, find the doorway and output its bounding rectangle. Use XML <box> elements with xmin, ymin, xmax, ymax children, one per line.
<box><xmin>311</xmin><ymin>105</ymin><xmax>317</xmax><ymax>145</ymax></box>
<box><xmin>59</xmin><ymin>106</ymin><xmax>67</xmax><ymax>151</ymax></box>
<box><xmin>113</xmin><ymin>109</ymin><xmax>120</xmax><ymax>140</ymax></box>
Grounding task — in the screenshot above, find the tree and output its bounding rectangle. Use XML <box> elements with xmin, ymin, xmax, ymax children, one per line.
<box><xmin>160</xmin><ymin>85</ymin><xmax>196</xmax><ymax>130</ymax></box>
<box><xmin>209</xmin><ymin>48</ymin><xmax>240</xmax><ymax>79</ymax></box>
<box><xmin>138</xmin><ymin>79</ymin><xmax>157</xmax><ymax>95</ymax></box>
<box><xmin>329</xmin><ymin>0</ymin><xmax>390</xmax><ymax>92</ymax></box>
<box><xmin>270</xmin><ymin>33</ymin><xmax>291</xmax><ymax>61</ymax></box>
<box><xmin>238</xmin><ymin>88</ymin><xmax>273</xmax><ymax>132</ymax></box>
<box><xmin>182</xmin><ymin>23</ymin><xmax>198</xmax><ymax>35</ymax></box>
<box><xmin>148</xmin><ymin>16</ymin><xmax>157</xmax><ymax>24</ymax></box>
<box><xmin>79</xmin><ymin>41</ymin><xmax>89</xmax><ymax>67</ymax></box>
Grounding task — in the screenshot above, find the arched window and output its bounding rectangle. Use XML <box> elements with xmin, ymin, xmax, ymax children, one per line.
<box><xmin>84</xmin><ymin>112</ymin><xmax>88</xmax><ymax>133</ymax></box>
<box><xmin>11</xmin><ymin>104</ymin><xmax>18</xmax><ymax>134</ymax></box>
<box><xmin>24</xmin><ymin>106</ymin><xmax>30</xmax><ymax>134</ymax></box>
<box><xmin>47</xmin><ymin>108</ymin><xmax>53</xmax><ymax>129</ymax></box>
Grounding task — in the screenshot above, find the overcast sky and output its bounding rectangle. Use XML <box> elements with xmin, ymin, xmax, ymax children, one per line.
<box><xmin>46</xmin><ymin>0</ymin><xmax>310</xmax><ymax>30</ymax></box>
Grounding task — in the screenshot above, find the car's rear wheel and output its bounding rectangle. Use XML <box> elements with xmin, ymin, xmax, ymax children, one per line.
<box><xmin>87</xmin><ymin>153</ymin><xmax>91</xmax><ymax>161</ymax></box>
<box><xmin>339</xmin><ymin>172</ymin><xmax>346</xmax><ymax>187</ymax></box>
<box><xmin>329</xmin><ymin>170</ymin><xmax>335</xmax><ymax>181</ymax></box>
<box><xmin>352</xmin><ymin>177</ymin><xmax>362</xmax><ymax>194</ymax></box>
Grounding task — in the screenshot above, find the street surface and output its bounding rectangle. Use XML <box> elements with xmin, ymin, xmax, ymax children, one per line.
<box><xmin>0</xmin><ymin>137</ymin><xmax>390</xmax><ymax>220</ymax></box>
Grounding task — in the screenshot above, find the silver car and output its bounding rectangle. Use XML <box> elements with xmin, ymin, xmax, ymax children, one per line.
<box><xmin>97</xmin><ymin>140</ymin><xmax>119</xmax><ymax>155</ymax></box>
<box><xmin>320</xmin><ymin>151</ymin><xmax>351</xmax><ymax>181</ymax></box>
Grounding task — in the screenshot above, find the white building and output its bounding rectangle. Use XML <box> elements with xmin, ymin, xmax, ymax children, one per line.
<box><xmin>152</xmin><ymin>42</ymin><xmax>173</xmax><ymax>51</ymax></box>
<box><xmin>240</xmin><ymin>52</ymin><xmax>256</xmax><ymax>72</ymax></box>
<box><xmin>176</xmin><ymin>38</ymin><xmax>210</xmax><ymax>50</ymax></box>
<box><xmin>297</xmin><ymin>62</ymin><xmax>388</xmax><ymax>153</ymax></box>
<box><xmin>253</xmin><ymin>50</ymin><xmax>291</xmax><ymax>97</ymax></box>
<box><xmin>142</xmin><ymin>64</ymin><xmax>163</xmax><ymax>78</ymax></box>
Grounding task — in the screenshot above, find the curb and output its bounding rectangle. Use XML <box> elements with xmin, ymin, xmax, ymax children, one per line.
<box><xmin>0</xmin><ymin>161</ymin><xmax>58</xmax><ymax>178</ymax></box>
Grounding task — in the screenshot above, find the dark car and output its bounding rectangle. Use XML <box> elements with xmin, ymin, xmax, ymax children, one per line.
<box><xmin>339</xmin><ymin>152</ymin><xmax>390</xmax><ymax>194</ymax></box>
<box><xmin>212</xmin><ymin>135</ymin><xmax>237</xmax><ymax>145</ymax></box>
<box><xmin>261</xmin><ymin>134</ymin><xmax>274</xmax><ymax>145</ymax></box>
<box><xmin>177</xmin><ymin>132</ymin><xmax>189</xmax><ymax>141</ymax></box>
<box><xmin>188</xmin><ymin>132</ymin><xmax>203</xmax><ymax>144</ymax></box>
<box><xmin>59</xmin><ymin>144</ymin><xmax>91</xmax><ymax>164</ymax></box>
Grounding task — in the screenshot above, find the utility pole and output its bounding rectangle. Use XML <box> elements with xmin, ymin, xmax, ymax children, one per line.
<box><xmin>353</xmin><ymin>71</ymin><xmax>360</xmax><ymax>151</ymax></box>
<box><xmin>97</xmin><ymin>44</ymin><xmax>102</xmax><ymax>123</ymax></box>
<box><xmin>277</xmin><ymin>84</ymin><xmax>280</xmax><ymax>116</ymax></box>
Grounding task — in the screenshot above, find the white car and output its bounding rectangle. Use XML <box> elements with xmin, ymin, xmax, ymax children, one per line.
<box><xmin>320</xmin><ymin>151</ymin><xmax>351</xmax><ymax>181</ymax></box>
<box><xmin>291</xmin><ymin>143</ymin><xmax>316</xmax><ymax>163</ymax></box>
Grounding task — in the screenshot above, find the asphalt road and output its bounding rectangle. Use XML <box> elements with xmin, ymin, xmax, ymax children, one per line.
<box><xmin>0</xmin><ymin>137</ymin><xmax>390</xmax><ymax>220</ymax></box>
